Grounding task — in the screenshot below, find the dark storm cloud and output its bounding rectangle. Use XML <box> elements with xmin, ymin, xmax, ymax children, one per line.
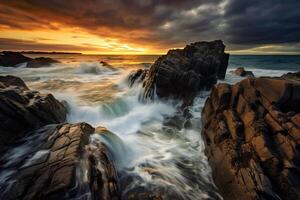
<box><xmin>223</xmin><ymin>0</ymin><xmax>300</xmax><ymax>45</ymax></box>
<box><xmin>0</xmin><ymin>0</ymin><xmax>300</xmax><ymax>52</ymax></box>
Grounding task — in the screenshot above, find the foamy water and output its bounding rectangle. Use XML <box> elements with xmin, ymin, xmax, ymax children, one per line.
<box><xmin>0</xmin><ymin>54</ymin><xmax>298</xmax><ymax>199</ymax></box>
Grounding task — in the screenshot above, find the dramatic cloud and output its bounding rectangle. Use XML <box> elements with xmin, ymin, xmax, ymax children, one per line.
<box><xmin>0</xmin><ymin>38</ymin><xmax>102</xmax><ymax>52</ymax></box>
<box><xmin>0</xmin><ymin>0</ymin><xmax>299</xmax><ymax>53</ymax></box>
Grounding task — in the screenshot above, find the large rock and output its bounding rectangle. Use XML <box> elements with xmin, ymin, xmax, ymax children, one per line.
<box><xmin>0</xmin><ymin>122</ymin><xmax>120</xmax><ymax>200</ymax></box>
<box><xmin>26</xmin><ymin>57</ymin><xmax>59</xmax><ymax>68</ymax></box>
<box><xmin>201</xmin><ymin>75</ymin><xmax>300</xmax><ymax>199</ymax></box>
<box><xmin>0</xmin><ymin>51</ymin><xmax>59</xmax><ymax>68</ymax></box>
<box><xmin>0</xmin><ymin>75</ymin><xmax>29</xmax><ymax>89</ymax></box>
<box><xmin>129</xmin><ymin>40</ymin><xmax>229</xmax><ymax>104</ymax></box>
<box><xmin>232</xmin><ymin>67</ymin><xmax>254</xmax><ymax>77</ymax></box>
<box><xmin>0</xmin><ymin>51</ymin><xmax>32</xmax><ymax>67</ymax></box>
<box><xmin>0</xmin><ymin>76</ymin><xmax>67</xmax><ymax>153</ymax></box>
<box><xmin>282</xmin><ymin>71</ymin><xmax>300</xmax><ymax>82</ymax></box>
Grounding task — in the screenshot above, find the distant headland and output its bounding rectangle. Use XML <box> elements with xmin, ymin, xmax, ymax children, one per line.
<box><xmin>20</xmin><ymin>51</ymin><xmax>82</xmax><ymax>55</ymax></box>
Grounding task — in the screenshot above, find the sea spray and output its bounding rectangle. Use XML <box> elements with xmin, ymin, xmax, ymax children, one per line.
<box><xmin>61</xmin><ymin>74</ymin><xmax>221</xmax><ymax>199</ymax></box>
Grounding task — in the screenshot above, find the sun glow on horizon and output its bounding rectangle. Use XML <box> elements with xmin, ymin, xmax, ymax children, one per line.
<box><xmin>0</xmin><ymin>26</ymin><xmax>165</xmax><ymax>55</ymax></box>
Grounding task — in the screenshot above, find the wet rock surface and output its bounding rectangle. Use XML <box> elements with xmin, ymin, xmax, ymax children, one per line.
<box><xmin>0</xmin><ymin>51</ymin><xmax>32</xmax><ymax>67</ymax></box>
<box><xmin>0</xmin><ymin>122</ymin><xmax>120</xmax><ymax>200</ymax></box>
<box><xmin>202</xmin><ymin>75</ymin><xmax>300</xmax><ymax>199</ymax></box>
<box><xmin>0</xmin><ymin>75</ymin><xmax>29</xmax><ymax>89</ymax></box>
<box><xmin>26</xmin><ymin>57</ymin><xmax>59</xmax><ymax>68</ymax></box>
<box><xmin>282</xmin><ymin>71</ymin><xmax>300</xmax><ymax>82</ymax></box>
<box><xmin>232</xmin><ymin>67</ymin><xmax>254</xmax><ymax>77</ymax></box>
<box><xmin>129</xmin><ymin>40</ymin><xmax>229</xmax><ymax>104</ymax></box>
<box><xmin>0</xmin><ymin>75</ymin><xmax>67</xmax><ymax>153</ymax></box>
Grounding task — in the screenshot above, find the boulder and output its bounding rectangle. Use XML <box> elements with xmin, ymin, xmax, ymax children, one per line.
<box><xmin>0</xmin><ymin>51</ymin><xmax>32</xmax><ymax>67</ymax></box>
<box><xmin>129</xmin><ymin>40</ymin><xmax>229</xmax><ymax>104</ymax></box>
<box><xmin>282</xmin><ymin>71</ymin><xmax>300</xmax><ymax>82</ymax></box>
<box><xmin>0</xmin><ymin>76</ymin><xmax>67</xmax><ymax>153</ymax></box>
<box><xmin>0</xmin><ymin>75</ymin><xmax>29</xmax><ymax>89</ymax></box>
<box><xmin>201</xmin><ymin>76</ymin><xmax>300</xmax><ymax>200</ymax></box>
<box><xmin>232</xmin><ymin>67</ymin><xmax>254</xmax><ymax>77</ymax></box>
<box><xmin>0</xmin><ymin>122</ymin><xmax>120</xmax><ymax>200</ymax></box>
<box><xmin>26</xmin><ymin>57</ymin><xmax>59</xmax><ymax>68</ymax></box>
<box><xmin>100</xmin><ymin>61</ymin><xmax>111</xmax><ymax>67</ymax></box>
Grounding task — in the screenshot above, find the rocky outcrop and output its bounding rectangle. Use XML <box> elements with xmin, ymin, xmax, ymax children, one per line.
<box><xmin>100</xmin><ymin>61</ymin><xmax>111</xmax><ymax>67</ymax></box>
<box><xmin>0</xmin><ymin>76</ymin><xmax>121</xmax><ymax>199</ymax></box>
<box><xmin>128</xmin><ymin>69</ymin><xmax>148</xmax><ymax>87</ymax></box>
<box><xmin>129</xmin><ymin>40</ymin><xmax>229</xmax><ymax>104</ymax></box>
<box><xmin>0</xmin><ymin>51</ymin><xmax>59</xmax><ymax>68</ymax></box>
<box><xmin>0</xmin><ymin>76</ymin><xmax>67</xmax><ymax>153</ymax></box>
<box><xmin>0</xmin><ymin>122</ymin><xmax>120</xmax><ymax>200</ymax></box>
<box><xmin>282</xmin><ymin>71</ymin><xmax>300</xmax><ymax>82</ymax></box>
<box><xmin>202</xmin><ymin>76</ymin><xmax>300</xmax><ymax>199</ymax></box>
<box><xmin>0</xmin><ymin>75</ymin><xmax>29</xmax><ymax>89</ymax></box>
<box><xmin>0</xmin><ymin>51</ymin><xmax>32</xmax><ymax>67</ymax></box>
<box><xmin>232</xmin><ymin>67</ymin><xmax>254</xmax><ymax>77</ymax></box>
<box><xmin>26</xmin><ymin>57</ymin><xmax>59</xmax><ymax>68</ymax></box>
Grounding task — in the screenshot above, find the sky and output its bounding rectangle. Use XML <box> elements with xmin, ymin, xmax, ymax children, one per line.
<box><xmin>0</xmin><ymin>0</ymin><xmax>300</xmax><ymax>55</ymax></box>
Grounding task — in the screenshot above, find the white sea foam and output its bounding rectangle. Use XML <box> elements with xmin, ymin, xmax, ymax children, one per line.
<box><xmin>76</xmin><ymin>62</ymin><xmax>116</xmax><ymax>75</ymax></box>
<box><xmin>1</xmin><ymin>56</ymin><xmax>297</xmax><ymax>199</ymax></box>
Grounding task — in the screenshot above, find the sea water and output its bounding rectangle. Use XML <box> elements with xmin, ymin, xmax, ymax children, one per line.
<box><xmin>0</xmin><ymin>54</ymin><xmax>299</xmax><ymax>199</ymax></box>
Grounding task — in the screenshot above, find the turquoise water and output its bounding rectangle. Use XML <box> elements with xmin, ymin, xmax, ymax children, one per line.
<box><xmin>0</xmin><ymin>54</ymin><xmax>299</xmax><ymax>199</ymax></box>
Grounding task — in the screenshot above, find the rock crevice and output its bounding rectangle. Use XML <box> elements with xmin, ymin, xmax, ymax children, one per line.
<box><xmin>202</xmin><ymin>75</ymin><xmax>300</xmax><ymax>199</ymax></box>
<box><xmin>129</xmin><ymin>40</ymin><xmax>229</xmax><ymax>105</ymax></box>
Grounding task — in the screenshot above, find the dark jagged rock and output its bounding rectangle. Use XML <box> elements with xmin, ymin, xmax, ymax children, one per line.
<box><xmin>26</xmin><ymin>57</ymin><xmax>59</xmax><ymax>68</ymax></box>
<box><xmin>0</xmin><ymin>75</ymin><xmax>29</xmax><ymax>89</ymax></box>
<box><xmin>282</xmin><ymin>71</ymin><xmax>300</xmax><ymax>82</ymax></box>
<box><xmin>0</xmin><ymin>51</ymin><xmax>32</xmax><ymax>67</ymax></box>
<box><xmin>202</xmin><ymin>76</ymin><xmax>300</xmax><ymax>200</ymax></box>
<box><xmin>129</xmin><ymin>40</ymin><xmax>229</xmax><ymax>105</ymax></box>
<box><xmin>87</xmin><ymin>127</ymin><xmax>120</xmax><ymax>200</ymax></box>
<box><xmin>0</xmin><ymin>52</ymin><xmax>58</xmax><ymax>68</ymax></box>
<box><xmin>0</xmin><ymin>76</ymin><xmax>67</xmax><ymax>153</ymax></box>
<box><xmin>128</xmin><ymin>69</ymin><xmax>148</xmax><ymax>87</ymax></box>
<box><xmin>100</xmin><ymin>61</ymin><xmax>111</xmax><ymax>67</ymax></box>
<box><xmin>0</xmin><ymin>122</ymin><xmax>120</xmax><ymax>200</ymax></box>
<box><xmin>232</xmin><ymin>67</ymin><xmax>254</xmax><ymax>77</ymax></box>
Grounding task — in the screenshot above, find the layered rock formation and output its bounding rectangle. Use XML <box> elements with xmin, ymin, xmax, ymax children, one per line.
<box><xmin>129</xmin><ymin>40</ymin><xmax>229</xmax><ymax>104</ymax></box>
<box><xmin>282</xmin><ymin>71</ymin><xmax>300</xmax><ymax>82</ymax></box>
<box><xmin>202</xmin><ymin>75</ymin><xmax>300</xmax><ymax>199</ymax></box>
<box><xmin>0</xmin><ymin>77</ymin><xmax>120</xmax><ymax>199</ymax></box>
<box><xmin>0</xmin><ymin>75</ymin><xmax>67</xmax><ymax>153</ymax></box>
<box><xmin>0</xmin><ymin>122</ymin><xmax>120</xmax><ymax>200</ymax></box>
<box><xmin>232</xmin><ymin>67</ymin><xmax>255</xmax><ymax>77</ymax></box>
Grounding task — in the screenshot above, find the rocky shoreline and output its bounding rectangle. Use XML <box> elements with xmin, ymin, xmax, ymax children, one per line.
<box><xmin>0</xmin><ymin>41</ymin><xmax>299</xmax><ymax>200</ymax></box>
<box><xmin>0</xmin><ymin>76</ymin><xmax>120</xmax><ymax>200</ymax></box>
<box><xmin>202</xmin><ymin>73</ymin><xmax>300</xmax><ymax>199</ymax></box>
<box><xmin>129</xmin><ymin>40</ymin><xmax>229</xmax><ymax>106</ymax></box>
<box><xmin>0</xmin><ymin>51</ymin><xmax>59</xmax><ymax>68</ymax></box>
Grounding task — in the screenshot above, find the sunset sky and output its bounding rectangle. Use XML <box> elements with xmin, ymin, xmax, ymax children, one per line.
<box><xmin>0</xmin><ymin>0</ymin><xmax>300</xmax><ymax>55</ymax></box>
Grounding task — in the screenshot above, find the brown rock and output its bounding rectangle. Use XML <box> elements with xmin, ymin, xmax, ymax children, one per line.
<box><xmin>0</xmin><ymin>76</ymin><xmax>67</xmax><ymax>153</ymax></box>
<box><xmin>0</xmin><ymin>123</ymin><xmax>120</xmax><ymax>200</ymax></box>
<box><xmin>202</xmin><ymin>76</ymin><xmax>300</xmax><ymax>199</ymax></box>
<box><xmin>232</xmin><ymin>67</ymin><xmax>255</xmax><ymax>77</ymax></box>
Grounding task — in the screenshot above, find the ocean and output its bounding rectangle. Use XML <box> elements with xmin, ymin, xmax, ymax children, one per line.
<box><xmin>0</xmin><ymin>54</ymin><xmax>299</xmax><ymax>199</ymax></box>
